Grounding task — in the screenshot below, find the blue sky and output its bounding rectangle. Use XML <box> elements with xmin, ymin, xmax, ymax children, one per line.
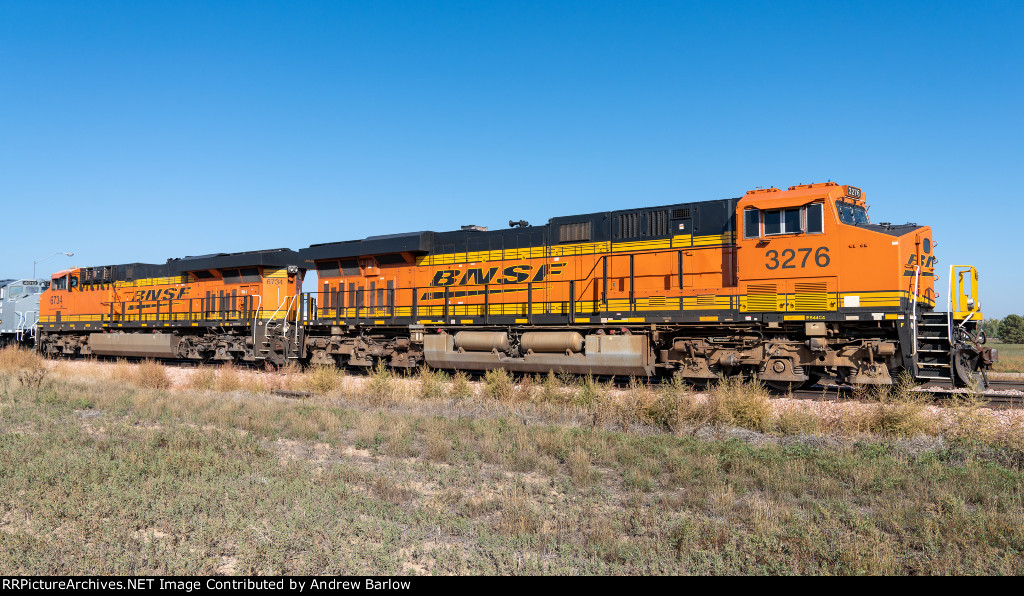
<box><xmin>2</xmin><ymin>1</ymin><xmax>1021</xmax><ymax>315</ymax></box>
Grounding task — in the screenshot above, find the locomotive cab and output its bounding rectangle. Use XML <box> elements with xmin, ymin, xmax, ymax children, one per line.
<box><xmin>737</xmin><ymin>182</ymin><xmax>991</xmax><ymax>387</ymax></box>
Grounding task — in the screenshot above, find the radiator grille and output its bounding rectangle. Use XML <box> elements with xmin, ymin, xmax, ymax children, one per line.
<box><xmin>794</xmin><ymin>282</ymin><xmax>829</xmax><ymax>311</ymax></box>
<box><xmin>615</xmin><ymin>213</ymin><xmax>640</xmax><ymax>238</ymax></box>
<box><xmin>647</xmin><ymin>210</ymin><xmax>670</xmax><ymax>236</ymax></box>
<box><xmin>747</xmin><ymin>284</ymin><xmax>778</xmax><ymax>311</ymax></box>
<box><xmin>559</xmin><ymin>221</ymin><xmax>592</xmax><ymax>242</ymax></box>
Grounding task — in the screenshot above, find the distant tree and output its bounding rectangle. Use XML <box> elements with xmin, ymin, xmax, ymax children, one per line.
<box><xmin>982</xmin><ymin>317</ymin><xmax>1001</xmax><ymax>339</ymax></box>
<box><xmin>999</xmin><ymin>315</ymin><xmax>1024</xmax><ymax>344</ymax></box>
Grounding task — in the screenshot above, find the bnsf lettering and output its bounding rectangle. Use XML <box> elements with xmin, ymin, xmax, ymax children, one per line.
<box><xmin>133</xmin><ymin>288</ymin><xmax>190</xmax><ymax>301</ymax></box>
<box><xmin>431</xmin><ymin>263</ymin><xmax>566</xmax><ymax>287</ymax></box>
<box><xmin>431</xmin><ymin>270</ymin><xmax>460</xmax><ymax>286</ymax></box>
<box><xmin>905</xmin><ymin>255</ymin><xmax>937</xmax><ymax>268</ymax></box>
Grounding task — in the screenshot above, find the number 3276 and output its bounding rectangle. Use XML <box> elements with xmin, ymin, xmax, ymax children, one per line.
<box><xmin>765</xmin><ymin>247</ymin><xmax>830</xmax><ymax>270</ymax></box>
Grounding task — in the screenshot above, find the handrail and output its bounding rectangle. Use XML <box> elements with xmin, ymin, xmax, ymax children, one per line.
<box><xmin>293</xmin><ymin>295</ymin><xmax>303</xmax><ymax>358</ymax></box>
<box><xmin>282</xmin><ymin>295</ymin><xmax>298</xmax><ymax>334</ymax></box>
<box><xmin>250</xmin><ymin>294</ymin><xmax>263</xmax><ymax>345</ymax></box>
<box><xmin>911</xmin><ymin>265</ymin><xmax>920</xmax><ymax>356</ymax></box>
<box><xmin>266</xmin><ymin>295</ymin><xmax>294</xmax><ymax>325</ymax></box>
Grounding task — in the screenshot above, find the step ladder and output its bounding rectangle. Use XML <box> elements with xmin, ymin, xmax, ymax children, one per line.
<box><xmin>915</xmin><ymin>311</ymin><xmax>953</xmax><ymax>382</ymax></box>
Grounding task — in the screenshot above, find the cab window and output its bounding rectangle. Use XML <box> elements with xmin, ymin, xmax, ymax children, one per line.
<box><xmin>54</xmin><ymin>276</ymin><xmax>67</xmax><ymax>290</ymax></box>
<box><xmin>805</xmin><ymin>203</ymin><xmax>823</xmax><ymax>233</ymax></box>
<box><xmin>764</xmin><ymin>208</ymin><xmax>800</xmax><ymax>235</ymax></box>
<box><xmin>9</xmin><ymin>285</ymin><xmax>25</xmax><ymax>299</ymax></box>
<box><xmin>836</xmin><ymin>201</ymin><xmax>869</xmax><ymax>225</ymax></box>
<box><xmin>745</xmin><ymin>203</ymin><xmax>825</xmax><ymax>238</ymax></box>
<box><xmin>743</xmin><ymin>209</ymin><xmax>760</xmax><ymax>239</ymax></box>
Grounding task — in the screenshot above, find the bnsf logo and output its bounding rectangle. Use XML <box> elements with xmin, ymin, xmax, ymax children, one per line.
<box><xmin>906</xmin><ymin>255</ymin><xmax>937</xmax><ymax>268</ymax></box>
<box><xmin>431</xmin><ymin>263</ymin><xmax>566</xmax><ymax>287</ymax></box>
<box><xmin>132</xmin><ymin>288</ymin><xmax>190</xmax><ymax>301</ymax></box>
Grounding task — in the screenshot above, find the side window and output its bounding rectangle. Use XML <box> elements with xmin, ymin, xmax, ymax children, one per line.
<box><xmin>744</xmin><ymin>209</ymin><xmax>760</xmax><ymax>239</ymax></box>
<box><xmin>805</xmin><ymin>203</ymin><xmax>823</xmax><ymax>234</ymax></box>
<box><xmin>764</xmin><ymin>210</ymin><xmax>783</xmax><ymax>235</ymax></box>
<box><xmin>764</xmin><ymin>206</ymin><xmax>811</xmax><ymax>235</ymax></box>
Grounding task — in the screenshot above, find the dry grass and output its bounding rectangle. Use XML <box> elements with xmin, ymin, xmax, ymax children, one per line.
<box><xmin>300</xmin><ymin>365</ymin><xmax>344</xmax><ymax>394</ymax></box>
<box><xmin>365</xmin><ymin>361</ymin><xmax>398</xmax><ymax>406</ymax></box>
<box><xmin>0</xmin><ymin>345</ymin><xmax>47</xmax><ymax>373</ymax></box>
<box><xmin>215</xmin><ymin>363</ymin><xmax>244</xmax><ymax>392</ymax></box>
<box><xmin>417</xmin><ymin>366</ymin><xmax>448</xmax><ymax>400</ymax></box>
<box><xmin>569</xmin><ymin>374</ymin><xmax>607</xmax><ymax>407</ymax></box>
<box><xmin>2</xmin><ymin>359</ymin><xmax>1024</xmax><ymax>575</ymax></box>
<box><xmin>566</xmin><ymin>444</ymin><xmax>598</xmax><ymax>486</ymax></box>
<box><xmin>540</xmin><ymin>371</ymin><xmax>564</xmax><ymax>403</ymax></box>
<box><xmin>108</xmin><ymin>359</ymin><xmax>135</xmax><ymax>385</ymax></box>
<box><xmin>856</xmin><ymin>372</ymin><xmax>937</xmax><ymax>437</ymax></box>
<box><xmin>188</xmin><ymin>366</ymin><xmax>217</xmax><ymax>391</ymax></box>
<box><xmin>483</xmin><ymin>368</ymin><xmax>517</xmax><ymax>402</ymax></box>
<box><xmin>449</xmin><ymin>371</ymin><xmax>474</xmax><ymax>400</ymax></box>
<box><xmin>14</xmin><ymin>353</ymin><xmax>1024</xmax><ymax>453</ymax></box>
<box><xmin>705</xmin><ymin>376</ymin><xmax>774</xmax><ymax>432</ymax></box>
<box><xmin>495</xmin><ymin>486</ymin><xmax>539</xmax><ymax>536</ymax></box>
<box><xmin>133</xmin><ymin>360</ymin><xmax>169</xmax><ymax>390</ymax></box>
<box><xmin>993</xmin><ymin>356</ymin><xmax>1024</xmax><ymax>373</ymax></box>
<box><xmin>0</xmin><ymin>345</ymin><xmax>48</xmax><ymax>390</ymax></box>
<box><xmin>990</xmin><ymin>340</ymin><xmax>1024</xmax><ymax>373</ymax></box>
<box><xmin>775</xmin><ymin>404</ymin><xmax>821</xmax><ymax>435</ymax></box>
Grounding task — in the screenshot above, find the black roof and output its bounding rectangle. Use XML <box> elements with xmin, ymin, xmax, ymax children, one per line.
<box><xmin>167</xmin><ymin>248</ymin><xmax>300</xmax><ymax>272</ymax></box>
<box><xmin>299</xmin><ymin>198</ymin><xmax>740</xmax><ymax>262</ymax></box>
<box><xmin>75</xmin><ymin>249</ymin><xmax>303</xmax><ymax>283</ymax></box>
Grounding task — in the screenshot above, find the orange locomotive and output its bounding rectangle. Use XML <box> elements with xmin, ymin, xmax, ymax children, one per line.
<box><xmin>300</xmin><ymin>182</ymin><xmax>994</xmax><ymax>387</ymax></box>
<box><xmin>36</xmin><ymin>182</ymin><xmax>994</xmax><ymax>387</ymax></box>
<box><xmin>37</xmin><ymin>249</ymin><xmax>304</xmax><ymax>365</ymax></box>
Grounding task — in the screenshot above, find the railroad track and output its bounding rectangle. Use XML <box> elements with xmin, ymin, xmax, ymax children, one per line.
<box><xmin>786</xmin><ymin>379</ymin><xmax>1024</xmax><ymax>407</ymax></box>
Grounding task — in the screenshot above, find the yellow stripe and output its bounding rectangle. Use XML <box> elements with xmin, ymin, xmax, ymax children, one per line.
<box><xmin>415</xmin><ymin>234</ymin><xmax>732</xmax><ymax>265</ymax></box>
<box><xmin>114</xmin><ymin>275</ymin><xmax>191</xmax><ymax>288</ymax></box>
